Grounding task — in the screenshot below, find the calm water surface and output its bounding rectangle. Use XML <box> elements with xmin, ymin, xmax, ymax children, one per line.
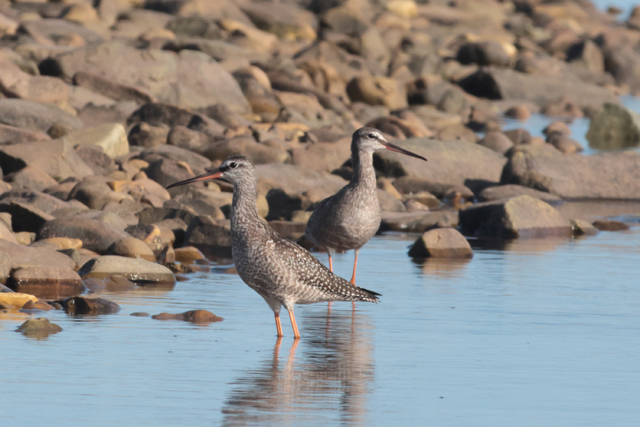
<box><xmin>1</xmin><ymin>216</ymin><xmax>639</xmax><ymax>426</ymax></box>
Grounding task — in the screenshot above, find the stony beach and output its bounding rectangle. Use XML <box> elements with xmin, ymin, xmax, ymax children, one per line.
<box><xmin>0</xmin><ymin>0</ymin><xmax>639</xmax><ymax>331</ymax></box>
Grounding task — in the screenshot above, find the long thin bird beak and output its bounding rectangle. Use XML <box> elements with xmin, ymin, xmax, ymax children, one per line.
<box><xmin>166</xmin><ymin>170</ymin><xmax>223</xmax><ymax>189</ymax></box>
<box><xmin>382</xmin><ymin>141</ymin><xmax>427</xmax><ymax>161</ymax></box>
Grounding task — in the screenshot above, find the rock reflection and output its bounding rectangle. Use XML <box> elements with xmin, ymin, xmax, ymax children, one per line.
<box><xmin>221</xmin><ymin>308</ymin><xmax>375</xmax><ymax>426</ymax></box>
<box><xmin>412</xmin><ymin>257</ymin><xmax>471</xmax><ymax>277</ymax></box>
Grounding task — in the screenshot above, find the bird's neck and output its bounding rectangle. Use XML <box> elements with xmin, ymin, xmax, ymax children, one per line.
<box><xmin>350</xmin><ymin>148</ymin><xmax>377</xmax><ymax>189</ymax></box>
<box><xmin>230</xmin><ymin>179</ymin><xmax>261</xmax><ymax>230</ymax></box>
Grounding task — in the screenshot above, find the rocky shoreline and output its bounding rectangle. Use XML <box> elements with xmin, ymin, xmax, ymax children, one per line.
<box><xmin>0</xmin><ymin>0</ymin><xmax>638</xmax><ymax>326</ymax></box>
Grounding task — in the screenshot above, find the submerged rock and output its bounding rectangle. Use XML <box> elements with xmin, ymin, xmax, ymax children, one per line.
<box><xmin>55</xmin><ymin>295</ymin><xmax>121</xmax><ymax>315</ymax></box>
<box><xmin>78</xmin><ymin>255</ymin><xmax>176</xmax><ymax>284</ymax></box>
<box><xmin>152</xmin><ymin>310</ymin><xmax>223</xmax><ymax>323</ymax></box>
<box><xmin>16</xmin><ymin>318</ymin><xmax>62</xmax><ymax>339</ymax></box>
<box><xmin>592</xmin><ymin>220</ymin><xmax>630</xmax><ymax>231</ymax></box>
<box><xmin>586</xmin><ymin>103</ymin><xmax>640</xmax><ymax>150</ymax></box>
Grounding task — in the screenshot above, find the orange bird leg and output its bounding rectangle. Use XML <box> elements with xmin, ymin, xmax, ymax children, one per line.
<box><xmin>288</xmin><ymin>309</ymin><xmax>300</xmax><ymax>340</ymax></box>
<box><xmin>274</xmin><ymin>312</ymin><xmax>283</xmax><ymax>338</ymax></box>
<box><xmin>350</xmin><ymin>250</ymin><xmax>359</xmax><ymax>284</ymax></box>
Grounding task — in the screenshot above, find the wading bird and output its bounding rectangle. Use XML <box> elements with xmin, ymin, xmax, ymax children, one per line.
<box><xmin>167</xmin><ymin>156</ymin><xmax>380</xmax><ymax>339</ymax></box>
<box><xmin>305</xmin><ymin>127</ymin><xmax>427</xmax><ymax>285</ymax></box>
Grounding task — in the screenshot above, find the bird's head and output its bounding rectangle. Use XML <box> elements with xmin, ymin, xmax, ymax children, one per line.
<box><xmin>166</xmin><ymin>155</ymin><xmax>255</xmax><ymax>190</ymax></box>
<box><xmin>352</xmin><ymin>127</ymin><xmax>427</xmax><ymax>161</ymax></box>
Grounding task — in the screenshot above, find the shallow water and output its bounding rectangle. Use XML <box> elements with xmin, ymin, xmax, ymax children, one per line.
<box><xmin>2</xmin><ymin>212</ymin><xmax>639</xmax><ymax>426</ymax></box>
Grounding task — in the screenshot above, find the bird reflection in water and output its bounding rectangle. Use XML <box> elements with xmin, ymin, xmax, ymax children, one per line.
<box><xmin>221</xmin><ymin>308</ymin><xmax>375</xmax><ymax>426</ymax></box>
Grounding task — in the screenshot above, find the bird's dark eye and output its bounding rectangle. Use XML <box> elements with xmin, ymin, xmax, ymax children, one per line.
<box><xmin>229</xmin><ymin>162</ymin><xmax>238</xmax><ymax>169</ymax></box>
<box><xmin>367</xmin><ymin>133</ymin><xmax>376</xmax><ymax>139</ymax></box>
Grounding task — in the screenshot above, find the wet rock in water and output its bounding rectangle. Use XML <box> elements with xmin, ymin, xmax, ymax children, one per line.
<box><xmin>380</xmin><ymin>211</ymin><xmax>459</xmax><ymax>233</ymax></box>
<box><xmin>38</xmin><ymin>217</ymin><xmax>131</xmax><ymax>254</ymax></box>
<box><xmin>408</xmin><ymin>228</ymin><xmax>473</xmax><ymax>258</ymax></box>
<box><xmin>586</xmin><ymin>103</ymin><xmax>640</xmax><ymax>150</ymax></box>
<box><xmin>152</xmin><ymin>309</ymin><xmax>223</xmax><ymax>323</ymax></box>
<box><xmin>0</xmin><ymin>139</ymin><xmax>94</xmax><ymax>180</ymax></box>
<box><xmin>0</xmin><ymin>291</ymin><xmax>38</xmax><ymax>309</ymax></box>
<box><xmin>78</xmin><ymin>255</ymin><xmax>176</xmax><ymax>284</ymax></box>
<box><xmin>183</xmin><ymin>216</ymin><xmax>232</xmax><ymax>258</ymax></box>
<box><xmin>501</xmin><ymin>145</ymin><xmax>640</xmax><ymax>199</ymax></box>
<box><xmin>571</xmin><ymin>219</ymin><xmax>599</xmax><ymax>236</ymax></box>
<box><xmin>130</xmin><ymin>312</ymin><xmax>149</xmax><ymax>317</ymax></box>
<box><xmin>21</xmin><ymin>300</ymin><xmax>55</xmax><ymax>311</ymax></box>
<box><xmin>8</xmin><ymin>267</ymin><xmax>85</xmax><ymax>299</ymax></box>
<box><xmin>459</xmin><ymin>195</ymin><xmax>571</xmax><ymax>239</ymax></box>
<box><xmin>592</xmin><ymin>220</ymin><xmax>630</xmax><ymax>231</ymax></box>
<box><xmin>16</xmin><ymin>318</ymin><xmax>62</xmax><ymax>339</ymax></box>
<box><xmin>477</xmin><ymin>185</ymin><xmax>562</xmax><ymax>204</ymax></box>
<box><xmin>55</xmin><ymin>295</ymin><xmax>120</xmax><ymax>315</ymax></box>
<box><xmin>174</xmin><ymin>246</ymin><xmax>206</xmax><ymax>264</ymax></box>
<box><xmin>374</xmin><ymin>139</ymin><xmax>506</xmax><ymax>192</ymax></box>
<box><xmin>106</xmin><ymin>237</ymin><xmax>157</xmax><ymax>262</ymax></box>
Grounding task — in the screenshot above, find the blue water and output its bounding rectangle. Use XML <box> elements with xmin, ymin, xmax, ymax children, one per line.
<box><xmin>2</xmin><ymin>222</ymin><xmax>639</xmax><ymax>426</ymax></box>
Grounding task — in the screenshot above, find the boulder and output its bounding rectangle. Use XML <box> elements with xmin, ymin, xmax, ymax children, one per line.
<box><xmin>0</xmin><ymin>99</ymin><xmax>83</xmax><ymax>132</ymax></box>
<box><xmin>459</xmin><ymin>195</ymin><xmax>572</xmax><ymax>238</ymax></box>
<box><xmin>592</xmin><ymin>220</ymin><xmax>630</xmax><ymax>231</ymax></box>
<box><xmin>38</xmin><ymin>217</ymin><xmax>131</xmax><ymax>254</ymax></box>
<box><xmin>183</xmin><ymin>216</ymin><xmax>231</xmax><ymax>257</ymax></box>
<box><xmin>458</xmin><ymin>68</ymin><xmax>619</xmax><ymax>110</ymax></box>
<box><xmin>586</xmin><ymin>103</ymin><xmax>640</xmax><ymax>150</ymax></box>
<box><xmin>379</xmin><ymin>211</ymin><xmax>459</xmax><ymax>233</ymax></box>
<box><xmin>240</xmin><ymin>1</ymin><xmax>317</xmax><ymax>41</ymax></box>
<box><xmin>8</xmin><ymin>267</ymin><xmax>85</xmax><ymax>299</ymax></box>
<box><xmin>477</xmin><ymin>132</ymin><xmax>514</xmax><ymax>155</ymax></box>
<box><xmin>346</xmin><ymin>76</ymin><xmax>408</xmax><ymax>110</ymax></box>
<box><xmin>502</xmin><ymin>145</ymin><xmax>640</xmax><ymax>199</ymax></box>
<box><xmin>408</xmin><ymin>228</ymin><xmax>473</xmax><ymax>258</ymax></box>
<box><xmin>174</xmin><ymin>246</ymin><xmax>206</xmax><ymax>263</ymax></box>
<box><xmin>106</xmin><ymin>237</ymin><xmax>156</xmax><ymax>262</ymax></box>
<box><xmin>128</xmin><ymin>103</ymin><xmax>224</xmax><ymax>133</ymax></box>
<box><xmin>0</xmin><ymin>202</ymin><xmax>55</xmax><ymax>233</ymax></box>
<box><xmin>290</xmin><ymin>139</ymin><xmax>352</xmax><ymax>173</ymax></box>
<box><xmin>139</xmin><ymin>145</ymin><xmax>212</xmax><ymax>175</ymax></box>
<box><xmin>16</xmin><ymin>318</ymin><xmax>62</xmax><ymax>339</ymax></box>
<box><xmin>202</xmin><ymin>137</ymin><xmax>290</xmax><ymax>165</ymax></box>
<box><xmin>256</xmin><ymin>164</ymin><xmax>348</xmax><ymax>203</ymax></box>
<box><xmin>374</xmin><ymin>139</ymin><xmax>507</xmax><ymax>192</ymax></box>
<box><xmin>0</xmin><ymin>123</ymin><xmax>51</xmax><ymax>145</ymax></box>
<box><xmin>0</xmin><ymin>291</ymin><xmax>38</xmax><ymax>309</ymax></box>
<box><xmin>61</xmin><ymin>123</ymin><xmax>129</xmax><ymax>158</ymax></box>
<box><xmin>8</xmin><ymin>165</ymin><xmax>58</xmax><ymax>192</ymax></box>
<box><xmin>0</xmin><ymin>190</ymin><xmax>72</xmax><ymax>214</ymax></box>
<box><xmin>477</xmin><ymin>185</ymin><xmax>562</xmax><ymax>204</ymax></box>
<box><xmin>73</xmin><ymin>71</ymin><xmax>156</xmax><ymax>104</ymax></box>
<box><xmin>55</xmin><ymin>295</ymin><xmax>121</xmax><ymax>315</ymax></box>
<box><xmin>456</xmin><ymin>41</ymin><xmax>511</xmax><ymax>67</ymax></box>
<box><xmin>0</xmin><ymin>139</ymin><xmax>94</xmax><ymax>180</ymax></box>
<box><xmin>570</xmin><ymin>219</ymin><xmax>598</xmax><ymax>236</ymax></box>
<box><xmin>75</xmin><ymin>145</ymin><xmax>118</xmax><ymax>176</ymax></box>
<box><xmin>78</xmin><ymin>255</ymin><xmax>176</xmax><ymax>283</ymax></box>
<box><xmin>603</xmin><ymin>46</ymin><xmax>640</xmax><ymax>93</ymax></box>
<box><xmin>0</xmin><ymin>239</ymin><xmax>76</xmax><ymax>271</ymax></box>
<box><xmin>152</xmin><ymin>309</ymin><xmax>223</xmax><ymax>323</ymax></box>
<box><xmin>0</xmin><ymin>60</ymin><xmax>68</xmax><ymax>104</ymax></box>
<box><xmin>53</xmin><ymin>41</ymin><xmax>250</xmax><ymax>112</ymax></box>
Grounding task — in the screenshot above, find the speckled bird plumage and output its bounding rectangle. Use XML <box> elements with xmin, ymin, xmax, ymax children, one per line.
<box><xmin>225</xmin><ymin>156</ymin><xmax>379</xmax><ymax>308</ymax></box>
<box><xmin>166</xmin><ymin>155</ymin><xmax>380</xmax><ymax>338</ymax></box>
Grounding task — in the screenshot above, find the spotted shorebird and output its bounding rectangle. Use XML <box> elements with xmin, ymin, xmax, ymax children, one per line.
<box><xmin>167</xmin><ymin>155</ymin><xmax>380</xmax><ymax>339</ymax></box>
<box><xmin>305</xmin><ymin>127</ymin><xmax>427</xmax><ymax>286</ymax></box>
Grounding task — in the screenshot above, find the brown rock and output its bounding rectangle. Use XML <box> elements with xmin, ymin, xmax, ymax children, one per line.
<box><xmin>408</xmin><ymin>228</ymin><xmax>473</xmax><ymax>258</ymax></box>
<box><xmin>152</xmin><ymin>309</ymin><xmax>223</xmax><ymax>323</ymax></box>
<box><xmin>55</xmin><ymin>295</ymin><xmax>121</xmax><ymax>315</ymax></box>
<box><xmin>0</xmin><ymin>239</ymin><xmax>76</xmax><ymax>271</ymax></box>
<box><xmin>592</xmin><ymin>220</ymin><xmax>630</xmax><ymax>231</ymax></box>
<box><xmin>0</xmin><ymin>99</ymin><xmax>83</xmax><ymax>133</ymax></box>
<box><xmin>183</xmin><ymin>216</ymin><xmax>231</xmax><ymax>258</ymax></box>
<box><xmin>78</xmin><ymin>255</ymin><xmax>176</xmax><ymax>283</ymax></box>
<box><xmin>74</xmin><ymin>71</ymin><xmax>156</xmax><ymax>104</ymax></box>
<box><xmin>16</xmin><ymin>317</ymin><xmax>62</xmax><ymax>339</ymax></box>
<box><xmin>477</xmin><ymin>132</ymin><xmax>514</xmax><ymax>155</ymax></box>
<box><xmin>174</xmin><ymin>246</ymin><xmax>205</xmax><ymax>264</ymax></box>
<box><xmin>8</xmin><ymin>267</ymin><xmax>85</xmax><ymax>299</ymax></box>
<box><xmin>106</xmin><ymin>237</ymin><xmax>156</xmax><ymax>262</ymax></box>
<box><xmin>459</xmin><ymin>195</ymin><xmax>572</xmax><ymax>238</ymax></box>
<box><xmin>0</xmin><ymin>60</ymin><xmax>69</xmax><ymax>104</ymax></box>
<box><xmin>347</xmin><ymin>75</ymin><xmax>408</xmax><ymax>110</ymax></box>
<box><xmin>0</xmin><ymin>201</ymin><xmax>55</xmax><ymax>233</ymax></box>
<box><xmin>21</xmin><ymin>300</ymin><xmax>55</xmax><ymax>311</ymax></box>
<box><xmin>477</xmin><ymin>185</ymin><xmax>562</xmax><ymax>204</ymax></box>
<box><xmin>37</xmin><ymin>217</ymin><xmax>131</xmax><ymax>254</ymax></box>
<box><xmin>570</xmin><ymin>219</ymin><xmax>598</xmax><ymax>236</ymax></box>
<box><xmin>380</xmin><ymin>211</ymin><xmax>459</xmax><ymax>233</ymax></box>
